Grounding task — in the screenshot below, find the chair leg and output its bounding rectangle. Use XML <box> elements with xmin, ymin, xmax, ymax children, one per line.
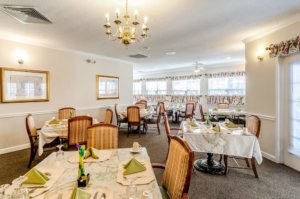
<box><xmin>28</xmin><ymin>147</ymin><xmax>37</xmax><ymax>168</ymax></box>
<box><xmin>224</xmin><ymin>155</ymin><xmax>228</xmax><ymax>175</ymax></box>
<box><xmin>127</xmin><ymin>125</ymin><xmax>130</xmax><ymax>137</ymax></box>
<box><xmin>219</xmin><ymin>154</ymin><xmax>223</xmax><ymax>162</ymax></box>
<box><xmin>251</xmin><ymin>157</ymin><xmax>259</xmax><ymax>178</ymax></box>
<box><xmin>244</xmin><ymin>158</ymin><xmax>250</xmax><ymax>168</ymax></box>
<box><xmin>157</xmin><ymin>122</ymin><xmax>160</xmax><ymax>134</ymax></box>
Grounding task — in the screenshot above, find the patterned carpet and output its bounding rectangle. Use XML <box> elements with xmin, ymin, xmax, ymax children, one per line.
<box><xmin>1</xmin><ymin>122</ymin><xmax>300</xmax><ymax>199</ymax></box>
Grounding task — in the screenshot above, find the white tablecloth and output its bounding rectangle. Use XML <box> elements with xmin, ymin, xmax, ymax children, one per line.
<box><xmin>209</xmin><ymin>109</ymin><xmax>245</xmax><ymax>116</ymax></box>
<box><xmin>21</xmin><ymin>148</ymin><xmax>162</xmax><ymax>199</ymax></box>
<box><xmin>181</xmin><ymin>121</ymin><xmax>263</xmax><ymax>164</ymax></box>
<box><xmin>38</xmin><ymin>118</ymin><xmax>98</xmax><ymax>156</ymax></box>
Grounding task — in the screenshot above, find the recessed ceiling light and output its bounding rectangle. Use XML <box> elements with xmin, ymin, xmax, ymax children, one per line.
<box><xmin>165</xmin><ymin>51</ymin><xmax>176</xmax><ymax>55</ymax></box>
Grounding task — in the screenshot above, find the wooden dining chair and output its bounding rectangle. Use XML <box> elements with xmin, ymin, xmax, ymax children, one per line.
<box><xmin>157</xmin><ymin>101</ymin><xmax>166</xmax><ymax>117</ymax></box>
<box><xmin>163</xmin><ymin>115</ymin><xmax>182</xmax><ymax>159</ymax></box>
<box><xmin>136</xmin><ymin>99</ymin><xmax>147</xmax><ymax>108</ymax></box>
<box><xmin>87</xmin><ymin>124</ymin><xmax>118</xmax><ymax>149</ymax></box>
<box><xmin>115</xmin><ymin>104</ymin><xmax>127</xmax><ymax>129</ymax></box>
<box><xmin>127</xmin><ymin>106</ymin><xmax>145</xmax><ymax>136</ymax></box>
<box><xmin>224</xmin><ymin>115</ymin><xmax>261</xmax><ymax>178</ymax></box>
<box><xmin>178</xmin><ymin>103</ymin><xmax>195</xmax><ymax>121</ymax></box>
<box><xmin>198</xmin><ymin>104</ymin><xmax>205</xmax><ymax>122</ymax></box>
<box><xmin>152</xmin><ymin>136</ymin><xmax>194</xmax><ymax>199</ymax></box>
<box><xmin>217</xmin><ymin>102</ymin><xmax>229</xmax><ymax>109</ymax></box>
<box><xmin>68</xmin><ymin>116</ymin><xmax>92</xmax><ymax>148</ymax></box>
<box><xmin>144</xmin><ymin>103</ymin><xmax>163</xmax><ymax>134</ymax></box>
<box><xmin>25</xmin><ymin>114</ymin><xmax>55</xmax><ymax>168</ymax></box>
<box><xmin>102</xmin><ymin>108</ymin><xmax>113</xmax><ymax>124</ymax></box>
<box><xmin>135</xmin><ymin>102</ymin><xmax>146</xmax><ymax>109</ymax></box>
<box><xmin>58</xmin><ymin>107</ymin><xmax>76</xmax><ymax>120</ymax></box>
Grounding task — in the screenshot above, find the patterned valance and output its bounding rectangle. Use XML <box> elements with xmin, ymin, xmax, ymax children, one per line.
<box><xmin>266</xmin><ymin>35</ymin><xmax>300</xmax><ymax>58</ymax></box>
<box><xmin>206</xmin><ymin>95</ymin><xmax>245</xmax><ymax>105</ymax></box>
<box><xmin>134</xmin><ymin>71</ymin><xmax>245</xmax><ymax>82</ymax></box>
<box><xmin>133</xmin><ymin>95</ymin><xmax>203</xmax><ymax>104</ymax></box>
<box><xmin>207</xmin><ymin>71</ymin><xmax>245</xmax><ymax>78</ymax></box>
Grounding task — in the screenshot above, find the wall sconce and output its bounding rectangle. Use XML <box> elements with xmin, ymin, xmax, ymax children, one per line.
<box><xmin>13</xmin><ymin>49</ymin><xmax>28</xmax><ymax>65</ymax></box>
<box><xmin>256</xmin><ymin>48</ymin><xmax>264</xmax><ymax>62</ymax></box>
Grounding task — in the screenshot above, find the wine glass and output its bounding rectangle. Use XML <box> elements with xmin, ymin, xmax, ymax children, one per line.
<box><xmin>11</xmin><ymin>176</ymin><xmax>29</xmax><ymax>199</ymax></box>
<box><xmin>126</xmin><ymin>178</ymin><xmax>137</xmax><ymax>199</ymax></box>
<box><xmin>0</xmin><ymin>184</ymin><xmax>10</xmax><ymax>199</ymax></box>
<box><xmin>56</xmin><ymin>139</ymin><xmax>64</xmax><ymax>161</ymax></box>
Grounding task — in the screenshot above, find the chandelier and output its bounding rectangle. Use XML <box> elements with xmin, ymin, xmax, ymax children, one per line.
<box><xmin>103</xmin><ymin>0</ymin><xmax>149</xmax><ymax>46</ymax></box>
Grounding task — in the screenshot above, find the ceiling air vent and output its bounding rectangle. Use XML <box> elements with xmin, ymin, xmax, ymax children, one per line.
<box><xmin>0</xmin><ymin>6</ymin><xmax>52</xmax><ymax>24</ymax></box>
<box><xmin>128</xmin><ymin>54</ymin><xmax>148</xmax><ymax>59</ymax></box>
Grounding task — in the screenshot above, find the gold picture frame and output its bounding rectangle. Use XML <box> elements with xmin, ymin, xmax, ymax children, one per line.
<box><xmin>96</xmin><ymin>75</ymin><xmax>119</xmax><ymax>100</ymax></box>
<box><xmin>0</xmin><ymin>67</ymin><xmax>50</xmax><ymax>103</ymax></box>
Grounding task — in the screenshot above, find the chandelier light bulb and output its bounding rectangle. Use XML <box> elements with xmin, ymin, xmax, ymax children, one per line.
<box><xmin>134</xmin><ymin>10</ymin><xmax>138</xmax><ymax>19</ymax></box>
<box><xmin>144</xmin><ymin>16</ymin><xmax>148</xmax><ymax>24</ymax></box>
<box><xmin>116</xmin><ymin>8</ymin><xmax>120</xmax><ymax>18</ymax></box>
<box><xmin>105</xmin><ymin>13</ymin><xmax>109</xmax><ymax>22</ymax></box>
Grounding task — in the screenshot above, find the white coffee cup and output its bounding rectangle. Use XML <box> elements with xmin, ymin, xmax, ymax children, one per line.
<box><xmin>142</xmin><ymin>190</ymin><xmax>153</xmax><ymax>199</ymax></box>
<box><xmin>132</xmin><ymin>142</ymin><xmax>140</xmax><ymax>152</ymax></box>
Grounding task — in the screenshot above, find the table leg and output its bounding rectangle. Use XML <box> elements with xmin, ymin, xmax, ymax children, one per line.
<box><xmin>194</xmin><ymin>153</ymin><xmax>225</xmax><ymax>175</ymax></box>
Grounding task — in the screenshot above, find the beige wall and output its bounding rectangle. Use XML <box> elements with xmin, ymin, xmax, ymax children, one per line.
<box><xmin>0</xmin><ymin>39</ymin><xmax>133</xmax><ymax>153</ymax></box>
<box><xmin>245</xmin><ymin>21</ymin><xmax>300</xmax><ymax>161</ymax></box>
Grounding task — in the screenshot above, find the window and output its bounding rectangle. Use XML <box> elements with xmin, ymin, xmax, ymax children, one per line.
<box><xmin>24</xmin><ymin>83</ymin><xmax>35</xmax><ymax>97</ymax></box>
<box><xmin>208</xmin><ymin>76</ymin><xmax>245</xmax><ymax>95</ymax></box>
<box><xmin>146</xmin><ymin>81</ymin><xmax>167</xmax><ymax>95</ymax></box>
<box><xmin>172</xmin><ymin>79</ymin><xmax>200</xmax><ymax>95</ymax></box>
<box><xmin>290</xmin><ymin>62</ymin><xmax>300</xmax><ymax>156</ymax></box>
<box><xmin>133</xmin><ymin>82</ymin><xmax>142</xmax><ymax>95</ymax></box>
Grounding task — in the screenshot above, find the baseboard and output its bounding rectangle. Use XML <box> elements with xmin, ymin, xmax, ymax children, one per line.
<box><xmin>261</xmin><ymin>151</ymin><xmax>278</xmax><ymax>163</ymax></box>
<box><xmin>0</xmin><ymin>143</ymin><xmax>30</xmax><ymax>155</ymax></box>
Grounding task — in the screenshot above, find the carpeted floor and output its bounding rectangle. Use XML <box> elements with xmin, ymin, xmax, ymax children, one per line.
<box><xmin>1</xmin><ymin>122</ymin><xmax>300</xmax><ymax>199</ymax></box>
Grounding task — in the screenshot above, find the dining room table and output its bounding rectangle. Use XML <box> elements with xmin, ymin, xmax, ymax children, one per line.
<box><xmin>38</xmin><ymin>117</ymin><xmax>99</xmax><ymax>156</ymax></box>
<box><xmin>180</xmin><ymin>120</ymin><xmax>262</xmax><ymax>175</ymax></box>
<box><xmin>120</xmin><ymin>108</ymin><xmax>153</xmax><ymax>119</ymax></box>
<box><xmin>8</xmin><ymin>147</ymin><xmax>162</xmax><ymax>199</ymax></box>
<box><xmin>165</xmin><ymin>103</ymin><xmax>185</xmax><ymax>123</ymax></box>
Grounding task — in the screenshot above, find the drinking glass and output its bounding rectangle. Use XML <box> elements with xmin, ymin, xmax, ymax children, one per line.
<box><xmin>126</xmin><ymin>178</ymin><xmax>137</xmax><ymax>199</ymax></box>
<box><xmin>11</xmin><ymin>176</ymin><xmax>29</xmax><ymax>199</ymax></box>
<box><xmin>56</xmin><ymin>139</ymin><xmax>64</xmax><ymax>161</ymax></box>
<box><xmin>0</xmin><ymin>184</ymin><xmax>10</xmax><ymax>199</ymax></box>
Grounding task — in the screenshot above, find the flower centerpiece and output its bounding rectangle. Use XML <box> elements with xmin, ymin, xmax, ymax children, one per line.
<box><xmin>76</xmin><ymin>143</ymin><xmax>90</xmax><ymax>187</ymax></box>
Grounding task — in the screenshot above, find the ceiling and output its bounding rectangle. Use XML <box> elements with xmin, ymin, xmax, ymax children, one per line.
<box><xmin>0</xmin><ymin>0</ymin><xmax>300</xmax><ymax>73</ymax></box>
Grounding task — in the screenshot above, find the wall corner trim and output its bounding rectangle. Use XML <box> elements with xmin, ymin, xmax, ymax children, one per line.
<box><xmin>0</xmin><ymin>143</ymin><xmax>30</xmax><ymax>155</ymax></box>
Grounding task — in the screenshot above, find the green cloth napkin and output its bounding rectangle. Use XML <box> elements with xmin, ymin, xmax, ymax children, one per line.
<box><xmin>24</xmin><ymin>168</ymin><xmax>49</xmax><ymax>185</ymax></box>
<box><xmin>49</xmin><ymin>119</ymin><xmax>60</xmax><ymax>125</ymax></box>
<box><xmin>213</xmin><ymin>124</ymin><xmax>221</xmax><ymax>133</ymax></box>
<box><xmin>213</xmin><ymin>107</ymin><xmax>218</xmax><ymax>111</ymax></box>
<box><xmin>84</xmin><ymin>148</ymin><xmax>99</xmax><ymax>159</ymax></box>
<box><xmin>123</xmin><ymin>158</ymin><xmax>146</xmax><ymax>175</ymax></box>
<box><xmin>235</xmin><ymin>108</ymin><xmax>241</xmax><ymax>112</ymax></box>
<box><xmin>70</xmin><ymin>187</ymin><xmax>91</xmax><ymax>199</ymax></box>
<box><xmin>225</xmin><ymin>122</ymin><xmax>238</xmax><ymax>128</ymax></box>
<box><xmin>188</xmin><ymin>121</ymin><xmax>198</xmax><ymax>127</ymax></box>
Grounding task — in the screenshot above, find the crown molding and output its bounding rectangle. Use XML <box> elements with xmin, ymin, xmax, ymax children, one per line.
<box><xmin>243</xmin><ymin>12</ymin><xmax>300</xmax><ymax>44</ymax></box>
<box><xmin>0</xmin><ymin>34</ymin><xmax>134</xmax><ymax>65</ymax></box>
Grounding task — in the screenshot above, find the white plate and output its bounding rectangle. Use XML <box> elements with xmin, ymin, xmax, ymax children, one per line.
<box><xmin>130</xmin><ymin>148</ymin><xmax>142</xmax><ymax>153</ymax></box>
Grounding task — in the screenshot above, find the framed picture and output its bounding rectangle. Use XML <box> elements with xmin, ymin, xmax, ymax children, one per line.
<box><xmin>96</xmin><ymin>75</ymin><xmax>119</xmax><ymax>99</ymax></box>
<box><xmin>0</xmin><ymin>67</ymin><xmax>50</xmax><ymax>103</ymax></box>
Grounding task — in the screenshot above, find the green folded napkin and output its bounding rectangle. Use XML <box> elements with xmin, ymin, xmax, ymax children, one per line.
<box><xmin>24</xmin><ymin>168</ymin><xmax>49</xmax><ymax>185</ymax></box>
<box><xmin>84</xmin><ymin>148</ymin><xmax>99</xmax><ymax>159</ymax></box>
<box><xmin>70</xmin><ymin>187</ymin><xmax>91</xmax><ymax>199</ymax></box>
<box><xmin>225</xmin><ymin>122</ymin><xmax>238</xmax><ymax>128</ymax></box>
<box><xmin>213</xmin><ymin>124</ymin><xmax>221</xmax><ymax>133</ymax></box>
<box><xmin>49</xmin><ymin>119</ymin><xmax>60</xmax><ymax>125</ymax></box>
<box><xmin>235</xmin><ymin>108</ymin><xmax>241</xmax><ymax>112</ymax></box>
<box><xmin>213</xmin><ymin>107</ymin><xmax>218</xmax><ymax>111</ymax></box>
<box><xmin>188</xmin><ymin>121</ymin><xmax>198</xmax><ymax>127</ymax></box>
<box><xmin>123</xmin><ymin>158</ymin><xmax>146</xmax><ymax>175</ymax></box>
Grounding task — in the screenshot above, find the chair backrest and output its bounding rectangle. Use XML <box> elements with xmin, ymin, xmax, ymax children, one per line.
<box><xmin>104</xmin><ymin>108</ymin><xmax>113</xmax><ymax>124</ymax></box>
<box><xmin>127</xmin><ymin>106</ymin><xmax>141</xmax><ymax>123</ymax></box>
<box><xmin>187</xmin><ymin>101</ymin><xmax>196</xmax><ymax>110</ymax></box>
<box><xmin>136</xmin><ymin>99</ymin><xmax>147</xmax><ymax>108</ymax></box>
<box><xmin>185</xmin><ymin>103</ymin><xmax>194</xmax><ymax>118</ymax></box>
<box><xmin>68</xmin><ymin>116</ymin><xmax>92</xmax><ymax>146</ymax></box>
<box><xmin>25</xmin><ymin>114</ymin><xmax>38</xmax><ymax>145</ymax></box>
<box><xmin>199</xmin><ymin>104</ymin><xmax>205</xmax><ymax>121</ymax></box>
<box><xmin>157</xmin><ymin>102</ymin><xmax>166</xmax><ymax>115</ymax></box>
<box><xmin>217</xmin><ymin>103</ymin><xmax>229</xmax><ymax>109</ymax></box>
<box><xmin>59</xmin><ymin>107</ymin><xmax>76</xmax><ymax>120</ymax></box>
<box><xmin>135</xmin><ymin>102</ymin><xmax>146</xmax><ymax>109</ymax></box>
<box><xmin>247</xmin><ymin>115</ymin><xmax>261</xmax><ymax>137</ymax></box>
<box><xmin>164</xmin><ymin>115</ymin><xmax>171</xmax><ymax>143</ymax></box>
<box><xmin>163</xmin><ymin>136</ymin><xmax>194</xmax><ymax>199</ymax></box>
<box><xmin>87</xmin><ymin>124</ymin><xmax>118</xmax><ymax>149</ymax></box>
